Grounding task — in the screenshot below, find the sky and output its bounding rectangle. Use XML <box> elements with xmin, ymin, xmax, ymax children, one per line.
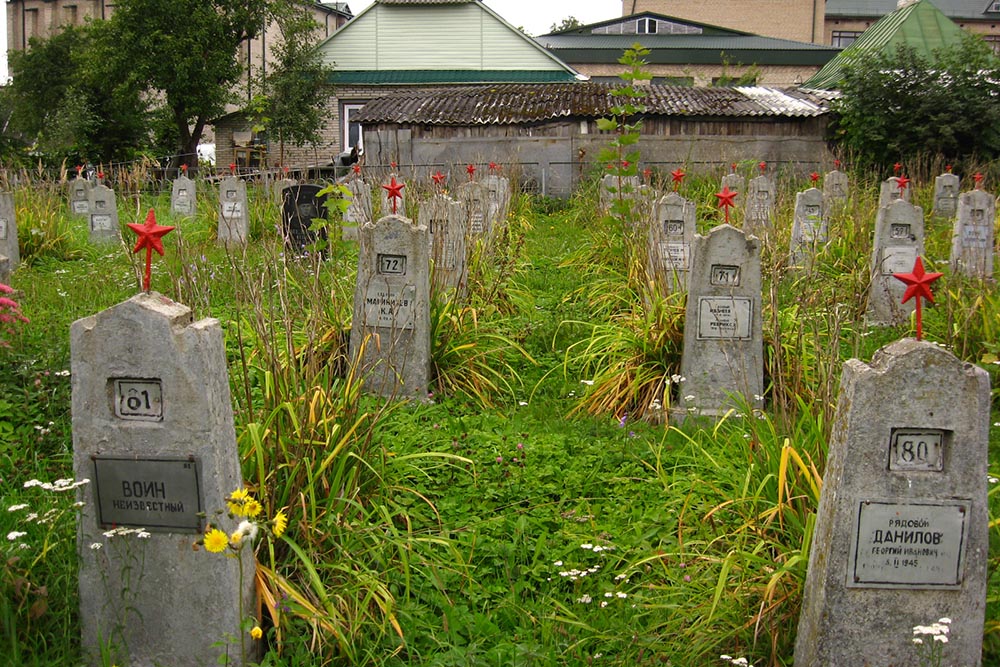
<box><xmin>0</xmin><ymin>0</ymin><xmax>622</xmax><ymax>81</ymax></box>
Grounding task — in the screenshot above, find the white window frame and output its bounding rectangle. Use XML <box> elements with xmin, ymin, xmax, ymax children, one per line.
<box><xmin>342</xmin><ymin>102</ymin><xmax>366</xmax><ymax>154</ymax></box>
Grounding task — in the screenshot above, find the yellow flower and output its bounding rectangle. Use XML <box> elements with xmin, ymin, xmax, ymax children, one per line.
<box><xmin>250</xmin><ymin>626</ymin><xmax>263</xmax><ymax>640</ymax></box>
<box><xmin>230</xmin><ymin>530</ymin><xmax>244</xmax><ymax>547</ymax></box>
<box><xmin>226</xmin><ymin>488</ymin><xmax>250</xmax><ymax>515</ymax></box>
<box><xmin>204</xmin><ymin>528</ymin><xmax>229</xmax><ymax>553</ymax></box>
<box><xmin>242</xmin><ymin>498</ymin><xmax>263</xmax><ymax>518</ymax></box>
<box><xmin>272</xmin><ymin>510</ymin><xmax>288</xmax><ymax>538</ymax></box>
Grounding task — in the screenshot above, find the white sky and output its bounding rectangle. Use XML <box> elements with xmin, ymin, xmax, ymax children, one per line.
<box><xmin>0</xmin><ymin>0</ymin><xmax>623</xmax><ymax>82</ymax></box>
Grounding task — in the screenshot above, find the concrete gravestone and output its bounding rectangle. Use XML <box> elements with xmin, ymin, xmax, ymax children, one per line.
<box><xmin>599</xmin><ymin>174</ymin><xmax>640</xmax><ymax>214</ymax></box>
<box><xmin>867</xmin><ymin>199</ymin><xmax>925</xmax><ymax>325</ymax></box>
<box><xmin>933</xmin><ymin>172</ymin><xmax>960</xmax><ymax>217</ymax></box>
<box><xmin>69</xmin><ymin>176</ymin><xmax>92</xmax><ymax>217</ymax></box>
<box><xmin>676</xmin><ymin>224</ymin><xmax>763</xmax><ymax>419</ymax></box>
<box><xmin>950</xmin><ymin>189</ymin><xmax>995</xmax><ymax>279</ymax></box>
<box><xmin>823</xmin><ymin>169</ymin><xmax>849</xmax><ymax>207</ymax></box>
<box><xmin>0</xmin><ymin>191</ymin><xmax>20</xmax><ymax>274</ymax></box>
<box><xmin>281</xmin><ymin>184</ymin><xmax>330</xmax><ymax>256</ymax></box>
<box><xmin>879</xmin><ymin>176</ymin><xmax>912</xmax><ymax>208</ymax></box>
<box><xmin>170</xmin><ymin>174</ymin><xmax>197</xmax><ymax>217</ymax></box>
<box><xmin>350</xmin><ymin>214</ymin><xmax>431</xmax><ymax>398</ymax></box>
<box><xmin>343</xmin><ymin>177</ymin><xmax>373</xmax><ymax>242</ymax></box>
<box><xmin>217</xmin><ymin>175</ymin><xmax>249</xmax><ymax>245</ymax></box>
<box><xmin>457</xmin><ymin>181</ymin><xmax>489</xmax><ymax>237</ymax></box>
<box><xmin>743</xmin><ymin>175</ymin><xmax>775</xmax><ymax>234</ymax></box>
<box><xmin>789</xmin><ymin>187</ymin><xmax>827</xmax><ymax>267</ymax></box>
<box><xmin>721</xmin><ymin>171</ymin><xmax>745</xmax><ymax>197</ymax></box>
<box><xmin>795</xmin><ymin>338</ymin><xmax>990</xmax><ymax>667</ymax></box>
<box><xmin>72</xmin><ymin>292</ymin><xmax>255</xmax><ymax>666</ymax></box>
<box><xmin>484</xmin><ymin>173</ymin><xmax>511</xmax><ymax>229</ymax></box>
<box><xmin>419</xmin><ymin>194</ymin><xmax>466</xmax><ymax>295</ymax></box>
<box><xmin>648</xmin><ymin>193</ymin><xmax>695</xmax><ymax>293</ymax></box>
<box><xmin>88</xmin><ymin>184</ymin><xmax>120</xmax><ymax>244</ymax></box>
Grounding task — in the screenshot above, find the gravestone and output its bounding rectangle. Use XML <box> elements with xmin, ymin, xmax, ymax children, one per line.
<box><xmin>743</xmin><ymin>175</ymin><xmax>775</xmax><ymax>234</ymax></box>
<box><xmin>0</xmin><ymin>255</ymin><xmax>9</xmax><ymax>284</ymax></box>
<box><xmin>867</xmin><ymin>200</ymin><xmax>925</xmax><ymax>325</ymax></box>
<box><xmin>69</xmin><ymin>176</ymin><xmax>92</xmax><ymax>217</ymax></box>
<box><xmin>457</xmin><ymin>181</ymin><xmax>490</xmax><ymax>237</ymax></box>
<box><xmin>933</xmin><ymin>173</ymin><xmax>960</xmax><ymax>217</ymax></box>
<box><xmin>170</xmin><ymin>174</ymin><xmax>197</xmax><ymax>217</ymax></box>
<box><xmin>349</xmin><ymin>214</ymin><xmax>431</xmax><ymax>398</ymax></box>
<box><xmin>272</xmin><ymin>175</ymin><xmax>296</xmax><ymax>201</ymax></box>
<box><xmin>217</xmin><ymin>175</ymin><xmax>249</xmax><ymax>246</ymax></box>
<box><xmin>599</xmin><ymin>174</ymin><xmax>640</xmax><ymax>213</ymax></box>
<box><xmin>721</xmin><ymin>171</ymin><xmax>745</xmax><ymax>196</ymax></box>
<box><xmin>950</xmin><ymin>189</ymin><xmax>995</xmax><ymax>279</ymax></box>
<box><xmin>789</xmin><ymin>187</ymin><xmax>827</xmax><ymax>268</ymax></box>
<box><xmin>281</xmin><ymin>184</ymin><xmax>329</xmax><ymax>256</ymax></box>
<box><xmin>676</xmin><ymin>224</ymin><xmax>763</xmax><ymax>420</ymax></box>
<box><xmin>379</xmin><ymin>173</ymin><xmax>406</xmax><ymax>218</ymax></box>
<box><xmin>88</xmin><ymin>184</ymin><xmax>119</xmax><ymax>244</ymax></box>
<box><xmin>71</xmin><ymin>292</ymin><xmax>255</xmax><ymax>667</ymax></box>
<box><xmin>879</xmin><ymin>176</ymin><xmax>912</xmax><ymax>208</ymax></box>
<box><xmin>795</xmin><ymin>338</ymin><xmax>989</xmax><ymax>667</ymax></box>
<box><xmin>484</xmin><ymin>173</ymin><xmax>511</xmax><ymax>228</ymax></box>
<box><xmin>823</xmin><ymin>169</ymin><xmax>849</xmax><ymax>207</ymax></box>
<box><xmin>647</xmin><ymin>192</ymin><xmax>695</xmax><ymax>292</ymax></box>
<box><xmin>419</xmin><ymin>194</ymin><xmax>466</xmax><ymax>295</ymax></box>
<box><xmin>0</xmin><ymin>191</ymin><xmax>19</xmax><ymax>273</ymax></box>
<box><xmin>343</xmin><ymin>177</ymin><xmax>373</xmax><ymax>242</ymax></box>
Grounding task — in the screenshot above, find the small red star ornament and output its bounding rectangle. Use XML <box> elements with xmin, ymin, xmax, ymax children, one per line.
<box><xmin>671</xmin><ymin>168</ymin><xmax>685</xmax><ymax>191</ymax></box>
<box><xmin>945</xmin><ymin>164</ymin><xmax>952</xmax><ymax>173</ymax></box>
<box><xmin>229</xmin><ymin>163</ymin><xmax>237</xmax><ymax>175</ymax></box>
<box><xmin>896</xmin><ymin>175</ymin><xmax>910</xmax><ymax>193</ymax></box>
<box><xmin>810</xmin><ymin>172</ymin><xmax>819</xmax><ymax>183</ymax></box>
<box><xmin>893</xmin><ymin>256</ymin><xmax>942</xmax><ymax>341</ymax></box>
<box><xmin>489</xmin><ymin>162</ymin><xmax>500</xmax><ymax>173</ymax></box>
<box><xmin>834</xmin><ymin>159</ymin><xmax>841</xmax><ymax>169</ymax></box>
<box><xmin>432</xmin><ymin>171</ymin><xmax>446</xmax><ymax>186</ymax></box>
<box><xmin>973</xmin><ymin>172</ymin><xmax>984</xmax><ymax>189</ymax></box>
<box><xmin>352</xmin><ymin>163</ymin><xmax>361</xmax><ymax>175</ymax></box>
<box><xmin>466</xmin><ymin>164</ymin><xmax>476</xmax><ymax>180</ymax></box>
<box><xmin>382</xmin><ymin>176</ymin><xmax>405</xmax><ymax>214</ymax></box>
<box><xmin>180</xmin><ymin>164</ymin><xmax>188</xmax><ymax>173</ymax></box>
<box><xmin>715</xmin><ymin>185</ymin><xmax>738</xmax><ymax>224</ymax></box>
<box><xmin>893</xmin><ymin>162</ymin><xmax>902</xmax><ymax>174</ymax></box>
<box><xmin>758</xmin><ymin>161</ymin><xmax>767</xmax><ymax>173</ymax></box>
<box><xmin>127</xmin><ymin>209</ymin><xmax>175</xmax><ymax>292</ymax></box>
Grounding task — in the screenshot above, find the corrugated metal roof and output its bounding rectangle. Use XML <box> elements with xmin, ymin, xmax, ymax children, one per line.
<box><xmin>827</xmin><ymin>0</ymin><xmax>1000</xmax><ymax>20</ymax></box>
<box><xmin>329</xmin><ymin>70</ymin><xmax>579</xmax><ymax>84</ymax></box>
<box><xmin>379</xmin><ymin>0</ymin><xmax>476</xmax><ymax>4</ymax></box>
<box><xmin>352</xmin><ymin>82</ymin><xmax>830</xmax><ymax>125</ymax></box>
<box><xmin>804</xmin><ymin>0</ymin><xmax>966</xmax><ymax>89</ymax></box>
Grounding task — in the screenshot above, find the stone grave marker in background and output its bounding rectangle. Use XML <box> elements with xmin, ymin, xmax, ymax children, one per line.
<box><xmin>281</xmin><ymin>184</ymin><xmax>329</xmax><ymax>256</ymax></box>
<box><xmin>0</xmin><ymin>255</ymin><xmax>9</xmax><ymax>283</ymax></box>
<box><xmin>343</xmin><ymin>177</ymin><xmax>373</xmax><ymax>242</ymax></box>
<box><xmin>824</xmin><ymin>169</ymin><xmax>849</xmax><ymax>207</ymax></box>
<box><xmin>721</xmin><ymin>170</ymin><xmax>745</xmax><ymax>196</ymax></box>
<box><xmin>457</xmin><ymin>180</ymin><xmax>490</xmax><ymax>238</ymax></box>
<box><xmin>217</xmin><ymin>175</ymin><xmax>249</xmax><ymax>246</ymax></box>
<box><xmin>420</xmin><ymin>193</ymin><xmax>466</xmax><ymax>295</ymax></box>
<box><xmin>950</xmin><ymin>189</ymin><xmax>995</xmax><ymax>279</ymax></box>
<box><xmin>789</xmin><ymin>187</ymin><xmax>827</xmax><ymax>268</ymax></box>
<box><xmin>88</xmin><ymin>184</ymin><xmax>119</xmax><ymax>244</ymax></box>
<box><xmin>879</xmin><ymin>176</ymin><xmax>912</xmax><ymax>208</ymax></box>
<box><xmin>676</xmin><ymin>224</ymin><xmax>763</xmax><ymax>420</ymax></box>
<box><xmin>795</xmin><ymin>338</ymin><xmax>990</xmax><ymax>667</ymax></box>
<box><xmin>484</xmin><ymin>173</ymin><xmax>511</xmax><ymax>227</ymax></box>
<box><xmin>599</xmin><ymin>174</ymin><xmax>640</xmax><ymax>213</ymax></box>
<box><xmin>170</xmin><ymin>174</ymin><xmax>197</xmax><ymax>217</ymax></box>
<box><xmin>69</xmin><ymin>176</ymin><xmax>92</xmax><ymax>217</ymax></box>
<box><xmin>867</xmin><ymin>199</ymin><xmax>925</xmax><ymax>325</ymax></box>
<box><xmin>71</xmin><ymin>292</ymin><xmax>255</xmax><ymax>666</ymax></box>
<box><xmin>0</xmin><ymin>190</ymin><xmax>19</xmax><ymax>273</ymax></box>
<box><xmin>648</xmin><ymin>192</ymin><xmax>695</xmax><ymax>293</ymax></box>
<box><xmin>743</xmin><ymin>174</ymin><xmax>775</xmax><ymax>235</ymax></box>
<box><xmin>350</xmin><ymin>214</ymin><xmax>431</xmax><ymax>398</ymax></box>
<box><xmin>272</xmin><ymin>173</ymin><xmax>296</xmax><ymax>201</ymax></box>
<box><xmin>932</xmin><ymin>172</ymin><xmax>960</xmax><ymax>217</ymax></box>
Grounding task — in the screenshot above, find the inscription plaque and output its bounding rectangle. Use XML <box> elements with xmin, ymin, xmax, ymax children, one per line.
<box><xmin>889</xmin><ymin>428</ymin><xmax>944</xmax><ymax>472</ymax></box>
<box><xmin>92</xmin><ymin>456</ymin><xmax>203</xmax><ymax>532</ymax></box>
<box><xmin>113</xmin><ymin>378</ymin><xmax>164</xmax><ymax>421</ymax></box>
<box><xmin>363</xmin><ymin>284</ymin><xmax>416</xmax><ymax>329</ymax></box>
<box><xmin>659</xmin><ymin>242</ymin><xmax>690</xmax><ymax>270</ymax></box>
<box><xmin>849</xmin><ymin>499</ymin><xmax>968</xmax><ymax>589</ymax></box>
<box><xmin>710</xmin><ymin>264</ymin><xmax>740</xmax><ymax>286</ymax></box>
<box><xmin>72</xmin><ymin>200</ymin><xmax>89</xmax><ymax>214</ymax></box>
<box><xmin>470</xmin><ymin>212</ymin><xmax>484</xmax><ymax>234</ymax></box>
<box><xmin>175</xmin><ymin>201</ymin><xmax>192</xmax><ymax>214</ymax></box>
<box><xmin>697</xmin><ymin>297</ymin><xmax>752</xmax><ymax>340</ymax></box>
<box><xmin>378</xmin><ymin>254</ymin><xmax>407</xmax><ymax>275</ymax></box>
<box><xmin>0</xmin><ymin>218</ymin><xmax>7</xmax><ymax>240</ymax></box>
<box><xmin>91</xmin><ymin>215</ymin><xmax>113</xmax><ymax>231</ymax></box>
<box><xmin>881</xmin><ymin>246</ymin><xmax>917</xmax><ymax>275</ymax></box>
<box><xmin>441</xmin><ymin>240</ymin><xmax>458</xmax><ymax>270</ymax></box>
<box><xmin>962</xmin><ymin>224</ymin><xmax>989</xmax><ymax>249</ymax></box>
<box><xmin>222</xmin><ymin>202</ymin><xmax>243</xmax><ymax>218</ymax></box>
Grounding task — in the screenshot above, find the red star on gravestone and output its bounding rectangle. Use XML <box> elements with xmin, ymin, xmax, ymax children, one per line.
<box><xmin>391</xmin><ymin>161</ymin><xmax>398</xmax><ymax>170</ymax></box>
<box><xmin>715</xmin><ymin>185</ymin><xmax>738</xmax><ymax>224</ymax></box>
<box><xmin>893</xmin><ymin>256</ymin><xmax>942</xmax><ymax>341</ymax></box>
<box><xmin>229</xmin><ymin>163</ymin><xmax>237</xmax><ymax>175</ymax></box>
<box><xmin>945</xmin><ymin>164</ymin><xmax>953</xmax><ymax>173</ymax></box>
<box><xmin>127</xmin><ymin>209</ymin><xmax>175</xmax><ymax>293</ymax></box>
<box><xmin>758</xmin><ymin>161</ymin><xmax>767</xmax><ymax>173</ymax></box>
<box><xmin>730</xmin><ymin>163</ymin><xmax>737</xmax><ymax>173</ymax></box>
<box><xmin>834</xmin><ymin>159</ymin><xmax>841</xmax><ymax>169</ymax></box>
<box><xmin>489</xmin><ymin>162</ymin><xmax>500</xmax><ymax>173</ymax></box>
<box><xmin>382</xmin><ymin>176</ymin><xmax>405</xmax><ymax>214</ymax></box>
<box><xmin>671</xmin><ymin>168</ymin><xmax>685</xmax><ymax>191</ymax></box>
<box><xmin>642</xmin><ymin>168</ymin><xmax>652</xmax><ymax>181</ymax></box>
<box><xmin>352</xmin><ymin>163</ymin><xmax>361</xmax><ymax>176</ymax></box>
<box><xmin>810</xmin><ymin>172</ymin><xmax>819</xmax><ymax>183</ymax></box>
<box><xmin>97</xmin><ymin>171</ymin><xmax>105</xmax><ymax>182</ymax></box>
<box><xmin>893</xmin><ymin>162</ymin><xmax>902</xmax><ymax>174</ymax></box>
<box><xmin>432</xmin><ymin>171</ymin><xmax>446</xmax><ymax>186</ymax></box>
<box><xmin>180</xmin><ymin>164</ymin><xmax>188</xmax><ymax>174</ymax></box>
<box><xmin>896</xmin><ymin>174</ymin><xmax>911</xmax><ymax>193</ymax></box>
<box><xmin>467</xmin><ymin>164</ymin><xmax>476</xmax><ymax>180</ymax></box>
<box><xmin>973</xmin><ymin>172</ymin><xmax>984</xmax><ymax>189</ymax></box>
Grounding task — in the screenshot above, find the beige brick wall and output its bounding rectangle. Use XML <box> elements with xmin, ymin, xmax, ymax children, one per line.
<box><xmin>581</xmin><ymin>63</ymin><xmax>822</xmax><ymax>88</ymax></box>
<box><xmin>625</xmin><ymin>0</ymin><xmax>826</xmax><ymax>43</ymax></box>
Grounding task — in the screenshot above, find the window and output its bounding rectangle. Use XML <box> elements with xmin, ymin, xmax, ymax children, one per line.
<box><xmin>988</xmin><ymin>1</ymin><xmax>1000</xmax><ymax>13</ymax></box>
<box><xmin>637</xmin><ymin>18</ymin><xmax>657</xmax><ymax>34</ymax></box>
<box><xmin>342</xmin><ymin>102</ymin><xmax>366</xmax><ymax>153</ymax></box>
<box><xmin>831</xmin><ymin>31</ymin><xmax>864</xmax><ymax>48</ymax></box>
<box><xmin>985</xmin><ymin>34</ymin><xmax>1000</xmax><ymax>54</ymax></box>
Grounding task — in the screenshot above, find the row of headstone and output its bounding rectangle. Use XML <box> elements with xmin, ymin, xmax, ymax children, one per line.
<box><xmin>0</xmin><ymin>191</ymin><xmax>18</xmax><ymax>283</ymax></box>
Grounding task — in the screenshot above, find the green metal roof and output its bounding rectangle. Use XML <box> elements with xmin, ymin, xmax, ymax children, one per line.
<box><xmin>804</xmin><ymin>0</ymin><xmax>967</xmax><ymax>89</ymax></box>
<box><xmin>328</xmin><ymin>70</ymin><xmax>579</xmax><ymax>84</ymax></box>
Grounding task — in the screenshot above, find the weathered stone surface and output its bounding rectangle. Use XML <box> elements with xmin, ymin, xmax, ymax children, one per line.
<box><xmin>0</xmin><ymin>191</ymin><xmax>20</xmax><ymax>273</ymax></box>
<box><xmin>879</xmin><ymin>176</ymin><xmax>912</xmax><ymax>208</ymax></box>
<box><xmin>88</xmin><ymin>184</ymin><xmax>120</xmax><ymax>244</ymax></box>
<box><xmin>867</xmin><ymin>199</ymin><xmax>925</xmax><ymax>325</ymax></box>
<box><xmin>343</xmin><ymin>177</ymin><xmax>373</xmax><ymax>242</ymax></box>
<box><xmin>0</xmin><ymin>254</ymin><xmax>9</xmax><ymax>284</ymax></box>
<box><xmin>72</xmin><ymin>292</ymin><xmax>254</xmax><ymax>667</ymax></box>
<box><xmin>217</xmin><ymin>176</ymin><xmax>249</xmax><ymax>246</ymax></box>
<box><xmin>795</xmin><ymin>339</ymin><xmax>990</xmax><ymax>667</ymax></box>
<box><xmin>170</xmin><ymin>175</ymin><xmax>197</xmax><ymax>217</ymax></box>
<box><xmin>677</xmin><ymin>224</ymin><xmax>763</xmax><ymax>419</ymax></box>
<box><xmin>721</xmin><ymin>172</ymin><xmax>745</xmax><ymax>196</ymax></box>
<box><xmin>789</xmin><ymin>187</ymin><xmax>827</xmax><ymax>268</ymax></box>
<box><xmin>743</xmin><ymin>175</ymin><xmax>775</xmax><ymax>235</ymax></box>
<box><xmin>823</xmin><ymin>169</ymin><xmax>849</xmax><ymax>206</ymax></box>
<box><xmin>599</xmin><ymin>174</ymin><xmax>640</xmax><ymax>214</ymax></box>
<box><xmin>419</xmin><ymin>194</ymin><xmax>466</xmax><ymax>296</ymax></box>
<box><xmin>933</xmin><ymin>173</ymin><xmax>960</xmax><ymax>217</ymax></box>
<box><xmin>350</xmin><ymin>214</ymin><xmax>431</xmax><ymax>398</ymax></box>
<box><xmin>484</xmin><ymin>173</ymin><xmax>511</xmax><ymax>228</ymax></box>
<box><xmin>950</xmin><ymin>189</ymin><xmax>994</xmax><ymax>280</ymax></box>
<box><xmin>69</xmin><ymin>176</ymin><xmax>92</xmax><ymax>217</ymax></box>
<box><xmin>457</xmin><ymin>181</ymin><xmax>490</xmax><ymax>237</ymax></box>
<box><xmin>647</xmin><ymin>192</ymin><xmax>695</xmax><ymax>293</ymax></box>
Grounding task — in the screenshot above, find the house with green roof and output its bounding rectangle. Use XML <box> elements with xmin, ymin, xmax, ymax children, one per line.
<box><xmin>825</xmin><ymin>0</ymin><xmax>1000</xmax><ymax>49</ymax></box>
<box><xmin>805</xmin><ymin>0</ymin><xmax>969</xmax><ymax>89</ymax></box>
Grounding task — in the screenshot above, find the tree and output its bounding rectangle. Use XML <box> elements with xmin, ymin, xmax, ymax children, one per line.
<box><xmin>549</xmin><ymin>16</ymin><xmax>583</xmax><ymax>33</ymax></box>
<box><xmin>831</xmin><ymin>35</ymin><xmax>1000</xmax><ymax>171</ymax></box>
<box><xmin>102</xmin><ymin>0</ymin><xmax>292</xmax><ymax>170</ymax></box>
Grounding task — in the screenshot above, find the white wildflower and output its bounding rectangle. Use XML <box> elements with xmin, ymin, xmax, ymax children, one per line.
<box><xmin>580</xmin><ymin>379</ymin><xmax>595</xmax><ymax>386</ymax></box>
<box><xmin>553</xmin><ymin>560</ymin><xmax>563</xmax><ymax>567</ymax></box>
<box><xmin>89</xmin><ymin>543</ymin><xmax>103</xmax><ymax>550</ymax></box>
<box><xmin>7</xmin><ymin>504</ymin><xmax>29</xmax><ymax>512</ymax></box>
<box><xmin>581</xmin><ymin>543</ymin><xmax>593</xmax><ymax>550</ymax></box>
<box><xmin>616</xmin><ymin>591</ymin><xmax>627</xmax><ymax>598</ymax></box>
<box><xmin>600</xmin><ymin>601</ymin><xmax>608</xmax><ymax>608</ymax></box>
<box><xmin>577</xmin><ymin>594</ymin><xmax>592</xmax><ymax>604</ymax></box>
<box><xmin>7</xmin><ymin>531</ymin><xmax>27</xmax><ymax>541</ymax></box>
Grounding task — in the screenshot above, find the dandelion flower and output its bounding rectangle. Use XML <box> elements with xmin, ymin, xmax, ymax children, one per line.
<box><xmin>204</xmin><ymin>528</ymin><xmax>229</xmax><ymax>553</ymax></box>
<box><xmin>272</xmin><ymin>510</ymin><xmax>288</xmax><ymax>538</ymax></box>
<box><xmin>230</xmin><ymin>530</ymin><xmax>244</xmax><ymax>547</ymax></box>
<box><xmin>250</xmin><ymin>626</ymin><xmax>263</xmax><ymax>640</ymax></box>
<box><xmin>242</xmin><ymin>498</ymin><xmax>263</xmax><ymax>518</ymax></box>
<box><xmin>226</xmin><ymin>488</ymin><xmax>250</xmax><ymax>515</ymax></box>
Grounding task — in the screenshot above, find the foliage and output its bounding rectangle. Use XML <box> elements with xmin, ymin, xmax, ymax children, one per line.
<box><xmin>549</xmin><ymin>16</ymin><xmax>583</xmax><ymax>33</ymax></box>
<box><xmin>831</xmin><ymin>35</ymin><xmax>1000</xmax><ymax>172</ymax></box>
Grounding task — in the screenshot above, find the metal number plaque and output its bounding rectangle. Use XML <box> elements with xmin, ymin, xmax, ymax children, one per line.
<box><xmin>113</xmin><ymin>378</ymin><xmax>163</xmax><ymax>421</ymax></box>
<box><xmin>93</xmin><ymin>456</ymin><xmax>203</xmax><ymax>532</ymax></box>
<box><xmin>848</xmin><ymin>499</ymin><xmax>968</xmax><ymax>589</ymax></box>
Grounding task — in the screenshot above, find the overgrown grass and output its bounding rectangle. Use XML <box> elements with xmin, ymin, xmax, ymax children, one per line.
<box><xmin>0</xmin><ymin>167</ymin><xmax>997</xmax><ymax>667</ymax></box>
